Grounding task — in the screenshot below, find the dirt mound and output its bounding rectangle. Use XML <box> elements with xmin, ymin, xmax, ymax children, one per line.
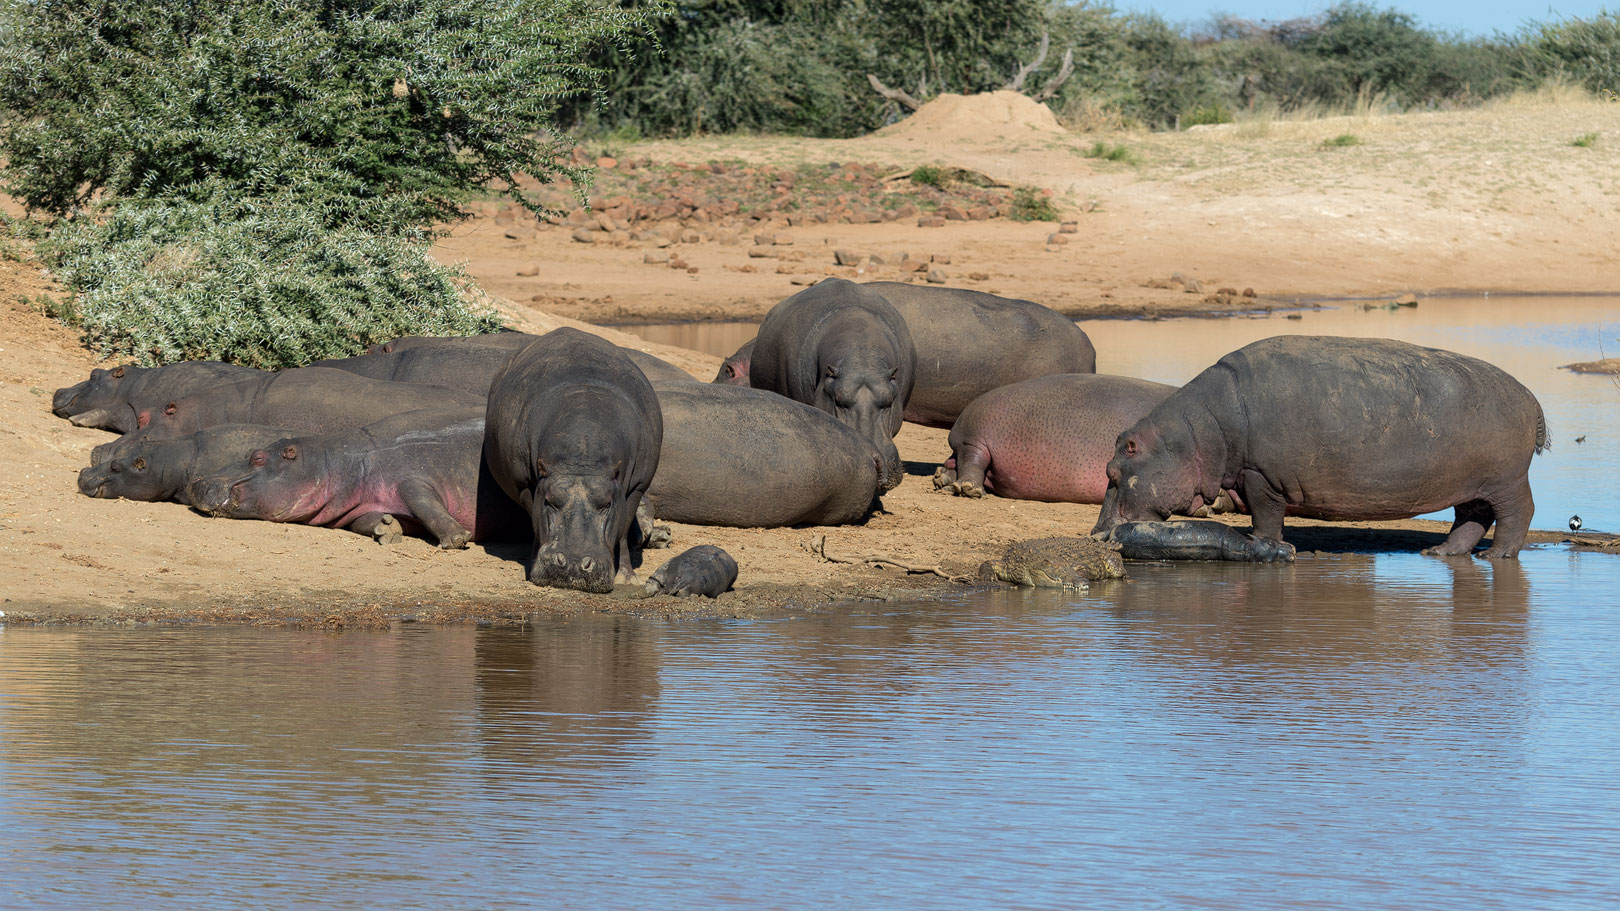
<box><xmin>878</xmin><ymin>91</ymin><xmax>1066</xmax><ymax>142</ymax></box>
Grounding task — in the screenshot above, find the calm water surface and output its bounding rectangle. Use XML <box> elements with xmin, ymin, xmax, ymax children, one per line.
<box><xmin>4</xmin><ymin>550</ymin><xmax>1620</xmax><ymax>909</ymax></box>
<box><xmin>623</xmin><ymin>296</ymin><xmax>1620</xmax><ymax>531</ymax></box>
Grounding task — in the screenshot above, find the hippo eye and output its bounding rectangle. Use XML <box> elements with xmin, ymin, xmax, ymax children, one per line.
<box><xmin>132</xmin><ymin>458</ymin><xmax>147</xmax><ymax>470</ymax></box>
<box><xmin>251</xmin><ymin>450</ymin><xmax>268</xmax><ymax>468</ymax></box>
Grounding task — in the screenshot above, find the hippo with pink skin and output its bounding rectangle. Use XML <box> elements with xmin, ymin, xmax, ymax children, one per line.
<box><xmin>1092</xmin><ymin>336</ymin><xmax>1549</xmax><ymax>559</ymax></box>
<box><xmin>79</xmin><ymin>424</ymin><xmax>296</xmax><ymax>506</ymax></box>
<box><xmin>132</xmin><ymin>367</ymin><xmax>485</xmax><ymax>442</ymax></box>
<box><xmin>53</xmin><ymin>361</ymin><xmax>264</xmax><ymax>433</ymax></box>
<box><xmin>714</xmin><ymin>339</ymin><xmax>754</xmax><ymax>386</ymax></box>
<box><xmin>190</xmin><ymin>408</ymin><xmax>526</xmax><ymax>548</ymax></box>
<box><xmin>935</xmin><ymin>374</ymin><xmax>1176</xmax><ymax>503</ymax></box>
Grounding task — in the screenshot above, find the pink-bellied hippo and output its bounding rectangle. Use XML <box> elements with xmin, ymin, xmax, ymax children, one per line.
<box><xmin>934</xmin><ymin>374</ymin><xmax>1176</xmax><ymax>503</ymax></box>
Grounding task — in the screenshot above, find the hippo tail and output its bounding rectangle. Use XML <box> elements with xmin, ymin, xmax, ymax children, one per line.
<box><xmin>1534</xmin><ymin>400</ymin><xmax>1551</xmax><ymax>454</ymax></box>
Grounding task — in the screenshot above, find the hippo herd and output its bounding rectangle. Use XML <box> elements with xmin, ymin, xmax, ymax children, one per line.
<box><xmin>57</xmin><ymin>277</ymin><xmax>1551</xmax><ymax>598</ymax></box>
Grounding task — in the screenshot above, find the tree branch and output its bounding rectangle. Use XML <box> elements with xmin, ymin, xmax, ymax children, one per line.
<box><xmin>1031</xmin><ymin>48</ymin><xmax>1075</xmax><ymax>102</ymax></box>
<box><xmin>1003</xmin><ymin>30</ymin><xmax>1050</xmax><ymax>92</ymax></box>
<box><xmin>867</xmin><ymin>73</ymin><xmax>922</xmax><ymax>112</ymax></box>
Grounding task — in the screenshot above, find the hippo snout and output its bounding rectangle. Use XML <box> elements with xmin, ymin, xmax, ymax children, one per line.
<box><xmin>52</xmin><ymin>385</ymin><xmax>82</xmax><ymax>417</ymax></box>
<box><xmin>875</xmin><ymin>440</ymin><xmax>904</xmax><ymax>492</ymax></box>
<box><xmin>529</xmin><ymin>546</ymin><xmax>616</xmax><ymax>593</ymax></box>
<box><xmin>186</xmin><ymin>477</ymin><xmax>238</xmax><ymax>515</ymax></box>
<box><xmin>77</xmin><ymin>466</ymin><xmax>109</xmax><ymax>498</ymax></box>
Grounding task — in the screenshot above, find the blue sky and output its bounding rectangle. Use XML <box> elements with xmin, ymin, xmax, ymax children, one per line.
<box><xmin>1105</xmin><ymin>1</ymin><xmax>1615</xmax><ymax>37</ymax></box>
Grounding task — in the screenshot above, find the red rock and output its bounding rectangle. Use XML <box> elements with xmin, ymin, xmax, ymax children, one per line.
<box><xmin>940</xmin><ymin>206</ymin><xmax>968</xmax><ymax>221</ymax></box>
<box><xmin>1059</xmin><ymin>221</ymin><xmax>1079</xmax><ymax>234</ymax></box>
<box><xmin>596</xmin><ymin>156</ymin><xmax>617</xmax><ymax>169</ymax></box>
<box><xmin>570</xmin><ymin>229</ymin><xmax>595</xmax><ymax>244</ymax></box>
<box><xmin>931</xmin><ymin>254</ymin><xmax>952</xmax><ymax>265</ymax></box>
<box><xmin>926</xmin><ymin>269</ymin><xmax>947</xmax><ymax>283</ymax></box>
<box><xmin>968</xmin><ymin>207</ymin><xmax>991</xmax><ymax>221</ymax></box>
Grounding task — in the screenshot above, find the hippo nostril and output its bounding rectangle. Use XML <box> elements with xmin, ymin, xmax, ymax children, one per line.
<box><xmin>579</xmin><ymin>556</ymin><xmax>595</xmax><ymax>574</ymax></box>
<box><xmin>550</xmin><ymin>553</ymin><xmax>567</xmax><ymax>569</ymax></box>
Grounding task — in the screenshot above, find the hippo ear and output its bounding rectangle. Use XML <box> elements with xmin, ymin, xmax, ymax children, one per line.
<box><xmin>535</xmin><ymin>457</ymin><xmax>548</xmax><ymax>477</ymax></box>
<box><xmin>281</xmin><ymin>444</ymin><xmax>299</xmax><ymax>461</ymax></box>
<box><xmin>111</xmin><ymin>366</ymin><xmax>126</xmax><ymax>378</ymax></box>
<box><xmin>611</xmin><ymin>460</ymin><xmax>623</xmax><ymax>482</ymax></box>
<box><xmin>1124</xmin><ymin>437</ymin><xmax>1139</xmax><ymax>456</ymax></box>
<box><xmin>132</xmin><ymin>457</ymin><xmax>147</xmax><ymax>471</ymax></box>
<box><xmin>164</xmin><ymin>401</ymin><xmax>178</xmax><ymax>416</ymax></box>
<box><xmin>136</xmin><ymin>411</ymin><xmax>151</xmax><ymax>429</ymax></box>
<box><xmin>723</xmin><ymin>364</ymin><xmax>737</xmax><ymax>378</ymax></box>
<box><xmin>382</xmin><ymin>343</ymin><xmax>395</xmax><ymax>353</ymax></box>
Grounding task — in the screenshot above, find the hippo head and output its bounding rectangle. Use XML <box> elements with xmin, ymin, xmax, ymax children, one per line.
<box><xmin>199</xmin><ymin>442</ymin><xmax>325</xmax><ymax>521</ymax></box>
<box><xmin>1092</xmin><ymin>423</ymin><xmax>1212</xmax><ymax>535</ymax></box>
<box><xmin>55</xmin><ymin>364</ymin><xmax>142</xmax><ymax>430</ymax></box>
<box><xmin>525</xmin><ymin>454</ymin><xmax>628</xmax><ymax>594</ymax></box>
<box><xmin>814</xmin><ymin>354</ymin><xmax>906</xmax><ymax>491</ymax></box>
<box><xmin>76</xmin><ymin>453</ymin><xmax>155</xmax><ymax>500</ymax></box>
<box><xmin>713</xmin><ymin>339</ymin><xmax>754</xmax><ymax>386</ymax></box>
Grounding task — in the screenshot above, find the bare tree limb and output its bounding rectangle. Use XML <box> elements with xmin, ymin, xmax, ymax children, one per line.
<box><xmin>803</xmin><ymin>534</ymin><xmax>971</xmax><ymax>582</ymax></box>
<box><xmin>867</xmin><ymin>73</ymin><xmax>922</xmax><ymax>112</ymax></box>
<box><xmin>1003</xmin><ymin>30</ymin><xmax>1050</xmax><ymax>92</ymax></box>
<box><xmin>1031</xmin><ymin>48</ymin><xmax>1075</xmax><ymax>102</ymax></box>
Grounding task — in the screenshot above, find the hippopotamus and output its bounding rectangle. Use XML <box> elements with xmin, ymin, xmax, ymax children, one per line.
<box><xmin>644</xmin><ymin>545</ymin><xmax>738</xmax><ymax>598</ymax></box>
<box><xmin>861</xmin><ymin>282</ymin><xmax>1096</xmax><ymax>427</ymax></box>
<box><xmin>1092</xmin><ymin>335</ymin><xmax>1549</xmax><ymax>558</ymax></box>
<box><xmin>748</xmin><ymin>279</ymin><xmax>915</xmax><ymax>490</ymax></box>
<box><xmin>53</xmin><ymin>362</ymin><xmax>265</xmax><ymax>432</ymax></box>
<box><xmin>934</xmin><ymin>374</ymin><xmax>1175</xmax><ymax>503</ymax></box>
<box><xmin>713</xmin><ymin>339</ymin><xmax>755</xmax><ymax>385</ymax></box>
<box><xmin>77</xmin><ymin>424</ymin><xmax>297</xmax><ymax>505</ymax></box>
<box><xmin>486</xmin><ymin>328</ymin><xmax>663</xmax><ymax>591</ymax></box>
<box><xmin>646</xmin><ymin>382</ymin><xmax>884</xmax><ymax>527</ymax></box>
<box><xmin>1098</xmin><ymin>520</ymin><xmax>1296</xmax><ymax>562</ymax></box>
<box><xmin>129</xmin><ymin>367</ymin><xmax>485</xmax><ymax>442</ymax></box>
<box><xmin>188</xmin><ymin>407</ymin><xmax>526</xmax><ymax>548</ymax></box>
<box><xmin>352</xmin><ymin>333</ymin><xmax>695</xmax><ymax>386</ymax></box>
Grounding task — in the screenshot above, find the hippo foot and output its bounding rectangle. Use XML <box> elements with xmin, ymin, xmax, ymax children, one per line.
<box><xmin>644</xmin><ymin>523</ymin><xmax>674</xmax><ymax>550</ymax></box>
<box><xmin>951</xmin><ymin>480</ymin><xmax>985</xmax><ymax>499</ymax></box>
<box><xmin>437</xmin><ymin>530</ymin><xmax>471</xmax><ymax>550</ymax></box>
<box><xmin>931</xmin><ymin>466</ymin><xmax>958</xmax><ymax>491</ymax></box>
<box><xmin>371</xmin><ymin>515</ymin><xmax>403</xmax><ymax>546</ymax></box>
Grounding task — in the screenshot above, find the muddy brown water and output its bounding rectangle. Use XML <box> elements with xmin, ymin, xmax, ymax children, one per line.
<box><xmin>3</xmin><ymin>551</ymin><xmax>1619</xmax><ymax>908</ymax></box>
<box><xmin>623</xmin><ymin>295</ymin><xmax>1620</xmax><ymax>534</ymax></box>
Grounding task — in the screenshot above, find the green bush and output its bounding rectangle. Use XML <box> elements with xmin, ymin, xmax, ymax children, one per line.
<box><xmin>41</xmin><ymin>191</ymin><xmax>502</xmax><ymax>369</ymax></box>
<box><xmin>1322</xmin><ymin>133</ymin><xmax>1362</xmax><ymax>147</ymax></box>
<box><xmin>1572</xmin><ymin>132</ymin><xmax>1601</xmax><ymax>147</ymax></box>
<box><xmin>1009</xmin><ymin>186</ymin><xmax>1060</xmax><ymax>222</ymax></box>
<box><xmin>910</xmin><ymin>165</ymin><xmax>947</xmax><ymax>187</ymax></box>
<box><xmin>1083</xmin><ymin>142</ymin><xmax>1140</xmax><ymax>164</ymax></box>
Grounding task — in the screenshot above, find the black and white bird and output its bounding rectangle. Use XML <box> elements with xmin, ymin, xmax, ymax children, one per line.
<box><xmin>1570</xmin><ymin>515</ymin><xmax>1583</xmax><ymax>532</ymax></box>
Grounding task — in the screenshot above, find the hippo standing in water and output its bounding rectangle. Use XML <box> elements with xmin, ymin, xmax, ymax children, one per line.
<box><xmin>53</xmin><ymin>362</ymin><xmax>264</xmax><ymax>433</ymax></box>
<box><xmin>935</xmin><ymin>374</ymin><xmax>1175</xmax><ymax>503</ymax></box>
<box><xmin>646</xmin><ymin>382</ymin><xmax>885</xmax><ymax>527</ymax></box>
<box><xmin>1093</xmin><ymin>336</ymin><xmax>1549</xmax><ymax>558</ymax></box>
<box><xmin>78</xmin><ymin>424</ymin><xmax>297</xmax><ymax>506</ymax></box>
<box><xmin>190</xmin><ymin>407</ymin><xmax>526</xmax><ymax>548</ymax></box>
<box><xmin>486</xmin><ymin>328</ymin><xmax>663</xmax><ymax>592</ymax></box>
<box><xmin>748</xmin><ymin>279</ymin><xmax>915</xmax><ymax>491</ymax></box>
<box><xmin>713</xmin><ymin>283</ymin><xmax>1094</xmax><ymax>428</ymax></box>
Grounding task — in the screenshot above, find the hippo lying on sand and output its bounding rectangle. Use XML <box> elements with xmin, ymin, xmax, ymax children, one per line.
<box><xmin>54</xmin><ymin>362</ymin><xmax>264</xmax><ymax>433</ymax></box>
<box><xmin>352</xmin><ymin>334</ymin><xmax>695</xmax><ymax>386</ymax></box>
<box><xmin>1092</xmin><ymin>335</ymin><xmax>1549</xmax><ymax>558</ymax></box>
<box><xmin>78</xmin><ymin>424</ymin><xmax>296</xmax><ymax>506</ymax></box>
<box><xmin>191</xmin><ymin>408</ymin><xmax>525</xmax><ymax>548</ymax></box>
<box><xmin>486</xmin><ymin>329</ymin><xmax>663</xmax><ymax>592</ymax></box>
<box><xmin>749</xmin><ymin>279</ymin><xmax>915</xmax><ymax>491</ymax></box>
<box><xmin>935</xmin><ymin>374</ymin><xmax>1175</xmax><ymax>503</ymax></box>
<box><xmin>645</xmin><ymin>545</ymin><xmax>738</xmax><ymax>598</ymax></box>
<box><xmin>131</xmin><ymin>367</ymin><xmax>485</xmax><ymax>442</ymax></box>
<box><xmin>647</xmin><ymin>382</ymin><xmax>885</xmax><ymax>527</ymax></box>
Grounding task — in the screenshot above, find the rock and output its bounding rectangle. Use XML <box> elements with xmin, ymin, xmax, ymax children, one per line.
<box><xmin>1046</xmin><ymin>233</ymin><xmax>1069</xmax><ymax>245</ymax></box>
<box><xmin>1243</xmin><ymin>288</ymin><xmax>1258</xmax><ymax>298</ymax></box>
<box><xmin>515</xmin><ymin>265</ymin><xmax>539</xmax><ymax>277</ymax></box>
<box><xmin>754</xmin><ymin>233</ymin><xmax>774</xmax><ymax>246</ymax></box>
<box><xmin>906</xmin><ymin>260</ymin><xmax>929</xmax><ymax>273</ymax></box>
<box><xmin>926</xmin><ymin>269</ymin><xmax>948</xmax><ymax>284</ymax></box>
<box><xmin>967</xmin><ymin>206</ymin><xmax>992</xmax><ymax>220</ymax></box>
<box><xmin>748</xmin><ymin>247</ymin><xmax>776</xmax><ymax>259</ymax></box>
<box><xmin>680</xmin><ymin>230</ymin><xmax>701</xmax><ymax>244</ymax></box>
<box><xmin>655</xmin><ymin>236</ymin><xmax>674</xmax><ymax>248</ymax></box>
<box><xmin>595</xmin><ymin>212</ymin><xmax>619</xmax><ymax>233</ymax></box>
<box><xmin>668</xmin><ymin>257</ymin><xmax>688</xmax><ymax>270</ymax></box>
<box><xmin>968</xmin><ymin>271</ymin><xmax>989</xmax><ymax>281</ymax></box>
<box><xmin>931</xmin><ymin>254</ymin><xmax>951</xmax><ymax>265</ymax></box>
<box><xmin>1393</xmin><ymin>292</ymin><xmax>1418</xmax><ymax>306</ymax></box>
<box><xmin>868</xmin><ymin>253</ymin><xmax>886</xmax><ymax>266</ymax></box>
<box><xmin>595</xmin><ymin>156</ymin><xmax>617</xmax><ymax>169</ymax></box>
<box><xmin>570</xmin><ymin>228</ymin><xmax>595</xmax><ymax>244</ymax></box>
<box><xmin>1059</xmin><ymin>221</ymin><xmax>1079</xmax><ymax>234</ymax></box>
<box><xmin>918</xmin><ymin>216</ymin><xmax>946</xmax><ymax>228</ymax></box>
<box><xmin>776</xmin><ymin>264</ymin><xmax>795</xmax><ymax>274</ymax></box>
<box><xmin>774</xmin><ymin>233</ymin><xmax>794</xmax><ymax>245</ymax></box>
<box><xmin>1183</xmin><ymin>279</ymin><xmax>1203</xmax><ymax>293</ymax></box>
<box><xmin>643</xmin><ymin>250</ymin><xmax>669</xmax><ymax>264</ymax></box>
<box><xmin>833</xmin><ymin>249</ymin><xmax>866</xmax><ymax>266</ymax></box>
<box><xmin>940</xmin><ymin>205</ymin><xmax>967</xmax><ymax>221</ymax></box>
<box><xmin>790</xmin><ymin>276</ymin><xmax>821</xmax><ymax>286</ymax></box>
<box><xmin>979</xmin><ymin>537</ymin><xmax>1126</xmax><ymax>588</ymax></box>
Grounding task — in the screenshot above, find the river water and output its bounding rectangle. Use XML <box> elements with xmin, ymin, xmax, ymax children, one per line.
<box><xmin>3</xmin><ymin>296</ymin><xmax>1618</xmax><ymax>908</ymax></box>
<box><xmin>624</xmin><ymin>295</ymin><xmax>1620</xmax><ymax>533</ymax></box>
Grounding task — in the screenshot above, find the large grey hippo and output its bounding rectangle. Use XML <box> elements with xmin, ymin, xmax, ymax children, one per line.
<box><xmin>935</xmin><ymin>374</ymin><xmax>1175</xmax><ymax>503</ymax></box>
<box><xmin>862</xmin><ymin>282</ymin><xmax>1095</xmax><ymax>427</ymax></box>
<box><xmin>353</xmin><ymin>333</ymin><xmax>695</xmax><ymax>386</ymax></box>
<box><xmin>646</xmin><ymin>381</ymin><xmax>885</xmax><ymax>527</ymax></box>
<box><xmin>486</xmin><ymin>328</ymin><xmax>663</xmax><ymax>592</ymax></box>
<box><xmin>78</xmin><ymin>424</ymin><xmax>296</xmax><ymax>506</ymax></box>
<box><xmin>748</xmin><ymin>279</ymin><xmax>915</xmax><ymax>490</ymax></box>
<box><xmin>189</xmin><ymin>407</ymin><xmax>526</xmax><ymax>548</ymax></box>
<box><xmin>53</xmin><ymin>361</ymin><xmax>265</xmax><ymax>433</ymax></box>
<box><xmin>1092</xmin><ymin>335</ymin><xmax>1549</xmax><ymax>558</ymax></box>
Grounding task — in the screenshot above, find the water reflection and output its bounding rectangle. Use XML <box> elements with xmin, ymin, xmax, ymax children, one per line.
<box><xmin>3</xmin><ymin>551</ymin><xmax>1618</xmax><ymax>909</ymax></box>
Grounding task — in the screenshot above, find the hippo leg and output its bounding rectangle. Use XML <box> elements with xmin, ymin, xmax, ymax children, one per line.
<box><xmin>1422</xmin><ymin>499</ymin><xmax>1494</xmax><ymax>557</ymax></box>
<box><xmin>352</xmin><ymin>512</ymin><xmax>403</xmax><ymax>546</ymax></box>
<box><xmin>1239</xmin><ymin>469</ymin><xmax>1288</xmax><ymax>542</ymax></box>
<box><xmin>931</xmin><ymin>462</ymin><xmax>958</xmax><ymax>491</ymax></box>
<box><xmin>397</xmin><ymin>479</ymin><xmax>471</xmax><ymax>549</ymax></box>
<box><xmin>947</xmin><ymin>441</ymin><xmax>990</xmax><ymax>498</ymax></box>
<box><xmin>1476</xmin><ymin>476</ymin><xmax>1534</xmax><ymax>560</ymax></box>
